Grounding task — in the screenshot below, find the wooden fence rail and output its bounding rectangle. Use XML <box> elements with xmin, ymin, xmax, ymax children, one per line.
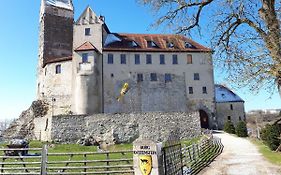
<box><xmin>0</xmin><ymin>145</ymin><xmax>134</xmax><ymax>175</ymax></box>
<box><xmin>0</xmin><ymin>147</ymin><xmax>43</xmax><ymax>175</ymax></box>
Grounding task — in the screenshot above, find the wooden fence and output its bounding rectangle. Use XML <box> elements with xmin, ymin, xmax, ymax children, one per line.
<box><xmin>0</xmin><ymin>134</ymin><xmax>222</xmax><ymax>175</ymax></box>
<box><xmin>0</xmin><ymin>147</ymin><xmax>43</xmax><ymax>175</ymax></box>
<box><xmin>0</xmin><ymin>145</ymin><xmax>134</xmax><ymax>175</ymax></box>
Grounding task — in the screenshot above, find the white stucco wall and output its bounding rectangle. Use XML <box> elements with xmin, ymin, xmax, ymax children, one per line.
<box><xmin>102</xmin><ymin>51</ymin><xmax>215</xmax><ymax>114</ymax></box>
<box><xmin>39</xmin><ymin>61</ymin><xmax>72</xmax><ymax>115</ymax></box>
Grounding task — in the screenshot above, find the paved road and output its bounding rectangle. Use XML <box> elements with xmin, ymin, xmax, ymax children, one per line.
<box><xmin>198</xmin><ymin>132</ymin><xmax>281</xmax><ymax>175</ymax></box>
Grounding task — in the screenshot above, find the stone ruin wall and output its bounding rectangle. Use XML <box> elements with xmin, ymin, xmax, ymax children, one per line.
<box><xmin>49</xmin><ymin>112</ymin><xmax>201</xmax><ymax>144</ymax></box>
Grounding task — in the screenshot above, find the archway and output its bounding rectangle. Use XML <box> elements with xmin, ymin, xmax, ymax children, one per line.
<box><xmin>199</xmin><ymin>110</ymin><xmax>209</xmax><ymax>129</ymax></box>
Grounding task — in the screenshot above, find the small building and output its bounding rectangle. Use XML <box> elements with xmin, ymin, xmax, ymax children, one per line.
<box><xmin>215</xmin><ymin>84</ymin><xmax>245</xmax><ymax>130</ymax></box>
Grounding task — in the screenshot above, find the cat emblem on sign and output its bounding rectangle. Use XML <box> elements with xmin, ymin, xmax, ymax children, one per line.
<box><xmin>139</xmin><ymin>155</ymin><xmax>152</xmax><ymax>175</ymax></box>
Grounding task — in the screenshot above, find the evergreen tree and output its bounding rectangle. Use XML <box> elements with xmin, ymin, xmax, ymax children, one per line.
<box><xmin>224</xmin><ymin>120</ymin><xmax>235</xmax><ymax>134</ymax></box>
<box><xmin>236</xmin><ymin>121</ymin><xmax>248</xmax><ymax>137</ymax></box>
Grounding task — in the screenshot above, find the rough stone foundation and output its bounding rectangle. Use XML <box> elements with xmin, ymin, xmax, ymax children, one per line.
<box><xmin>50</xmin><ymin>112</ymin><xmax>201</xmax><ymax>144</ymax></box>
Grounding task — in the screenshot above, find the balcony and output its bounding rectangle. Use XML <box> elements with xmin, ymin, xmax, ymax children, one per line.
<box><xmin>78</xmin><ymin>62</ymin><xmax>93</xmax><ymax>75</ymax></box>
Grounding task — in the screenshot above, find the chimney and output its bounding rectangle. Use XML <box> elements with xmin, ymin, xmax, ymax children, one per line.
<box><xmin>99</xmin><ymin>15</ymin><xmax>105</xmax><ymax>22</ymax></box>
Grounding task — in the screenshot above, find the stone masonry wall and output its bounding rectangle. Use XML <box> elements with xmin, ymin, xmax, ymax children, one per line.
<box><xmin>51</xmin><ymin>112</ymin><xmax>201</xmax><ymax>143</ymax></box>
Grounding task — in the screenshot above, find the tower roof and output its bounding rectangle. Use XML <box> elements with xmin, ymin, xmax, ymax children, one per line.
<box><xmin>45</xmin><ymin>0</ymin><xmax>73</xmax><ymax>10</ymax></box>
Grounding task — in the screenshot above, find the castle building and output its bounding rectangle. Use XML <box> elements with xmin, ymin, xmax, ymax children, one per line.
<box><xmin>215</xmin><ymin>84</ymin><xmax>246</xmax><ymax>129</ymax></box>
<box><xmin>37</xmin><ymin>0</ymin><xmax>216</xmax><ymax>129</ymax></box>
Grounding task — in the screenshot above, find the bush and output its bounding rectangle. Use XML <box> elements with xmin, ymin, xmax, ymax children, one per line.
<box><xmin>236</xmin><ymin>121</ymin><xmax>248</xmax><ymax>137</ymax></box>
<box><xmin>260</xmin><ymin>124</ymin><xmax>281</xmax><ymax>151</ymax></box>
<box><xmin>224</xmin><ymin>120</ymin><xmax>236</xmax><ymax>134</ymax></box>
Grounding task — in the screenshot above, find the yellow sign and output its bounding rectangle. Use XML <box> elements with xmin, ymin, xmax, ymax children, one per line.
<box><xmin>139</xmin><ymin>155</ymin><xmax>152</xmax><ymax>175</ymax></box>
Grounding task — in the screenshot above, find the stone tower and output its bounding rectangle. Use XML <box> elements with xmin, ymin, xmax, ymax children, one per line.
<box><xmin>37</xmin><ymin>0</ymin><xmax>74</xmax><ymax>99</ymax></box>
<box><xmin>72</xmin><ymin>7</ymin><xmax>108</xmax><ymax>114</ymax></box>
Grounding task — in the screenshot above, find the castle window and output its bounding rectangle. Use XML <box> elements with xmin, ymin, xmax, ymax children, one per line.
<box><xmin>230</xmin><ymin>104</ymin><xmax>233</xmax><ymax>110</ymax></box>
<box><xmin>187</xmin><ymin>54</ymin><xmax>193</xmax><ymax>64</ymax></box>
<box><xmin>111</xmin><ymin>73</ymin><xmax>114</xmax><ymax>78</ymax></box>
<box><xmin>165</xmin><ymin>73</ymin><xmax>172</xmax><ymax>83</ymax></box>
<box><xmin>55</xmin><ymin>64</ymin><xmax>61</xmax><ymax>74</ymax></box>
<box><xmin>121</xmin><ymin>54</ymin><xmax>126</xmax><ymax>64</ymax></box>
<box><xmin>200</xmin><ymin>58</ymin><xmax>206</xmax><ymax>64</ymax></box>
<box><xmin>172</xmin><ymin>55</ymin><xmax>178</xmax><ymax>64</ymax></box>
<box><xmin>189</xmin><ymin>87</ymin><xmax>193</xmax><ymax>94</ymax></box>
<box><xmin>239</xmin><ymin>116</ymin><xmax>242</xmax><ymax>121</ymax></box>
<box><xmin>202</xmin><ymin>86</ymin><xmax>207</xmax><ymax>94</ymax></box>
<box><xmin>108</xmin><ymin>54</ymin><xmax>113</xmax><ymax>64</ymax></box>
<box><xmin>194</xmin><ymin>73</ymin><xmax>200</xmax><ymax>80</ymax></box>
<box><xmin>135</xmin><ymin>54</ymin><xmax>140</xmax><ymax>64</ymax></box>
<box><xmin>150</xmin><ymin>73</ymin><xmax>157</xmax><ymax>81</ymax></box>
<box><xmin>85</xmin><ymin>28</ymin><xmax>91</xmax><ymax>36</ymax></box>
<box><xmin>147</xmin><ymin>41</ymin><xmax>157</xmax><ymax>48</ymax></box>
<box><xmin>146</xmin><ymin>54</ymin><xmax>152</xmax><ymax>64</ymax></box>
<box><xmin>160</xmin><ymin>54</ymin><xmax>165</xmax><ymax>64</ymax></box>
<box><xmin>137</xmin><ymin>73</ymin><xmax>143</xmax><ymax>82</ymax></box>
<box><xmin>227</xmin><ymin>116</ymin><xmax>231</xmax><ymax>121</ymax></box>
<box><xmin>82</xmin><ymin>53</ymin><xmax>88</xmax><ymax>63</ymax></box>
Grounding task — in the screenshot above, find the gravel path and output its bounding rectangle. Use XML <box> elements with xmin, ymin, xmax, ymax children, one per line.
<box><xmin>198</xmin><ymin>131</ymin><xmax>281</xmax><ymax>175</ymax></box>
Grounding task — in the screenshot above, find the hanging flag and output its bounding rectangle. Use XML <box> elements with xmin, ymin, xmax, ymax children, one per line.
<box><xmin>117</xmin><ymin>83</ymin><xmax>129</xmax><ymax>101</ymax></box>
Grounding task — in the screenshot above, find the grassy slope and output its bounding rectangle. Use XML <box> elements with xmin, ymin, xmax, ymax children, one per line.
<box><xmin>250</xmin><ymin>139</ymin><xmax>281</xmax><ymax>166</ymax></box>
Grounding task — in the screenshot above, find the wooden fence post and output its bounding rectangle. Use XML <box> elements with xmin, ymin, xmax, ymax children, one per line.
<box><xmin>41</xmin><ymin>144</ymin><xmax>47</xmax><ymax>175</ymax></box>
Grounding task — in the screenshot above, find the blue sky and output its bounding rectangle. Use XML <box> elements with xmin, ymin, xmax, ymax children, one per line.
<box><xmin>0</xmin><ymin>0</ymin><xmax>280</xmax><ymax>120</ymax></box>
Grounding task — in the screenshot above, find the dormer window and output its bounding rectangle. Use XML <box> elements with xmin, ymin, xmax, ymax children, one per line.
<box><xmin>147</xmin><ymin>41</ymin><xmax>157</xmax><ymax>48</ymax></box>
<box><xmin>185</xmin><ymin>41</ymin><xmax>193</xmax><ymax>48</ymax></box>
<box><xmin>167</xmin><ymin>42</ymin><xmax>174</xmax><ymax>48</ymax></box>
<box><xmin>129</xmin><ymin>40</ymin><xmax>139</xmax><ymax>47</ymax></box>
<box><xmin>85</xmin><ymin>28</ymin><xmax>91</xmax><ymax>36</ymax></box>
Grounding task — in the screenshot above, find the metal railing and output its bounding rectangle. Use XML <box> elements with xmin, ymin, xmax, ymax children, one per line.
<box><xmin>182</xmin><ymin>136</ymin><xmax>223</xmax><ymax>175</ymax></box>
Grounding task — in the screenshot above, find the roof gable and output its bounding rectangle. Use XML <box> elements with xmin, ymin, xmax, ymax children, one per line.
<box><xmin>75</xmin><ymin>6</ymin><xmax>101</xmax><ymax>25</ymax></box>
<box><xmin>75</xmin><ymin>42</ymin><xmax>98</xmax><ymax>52</ymax></box>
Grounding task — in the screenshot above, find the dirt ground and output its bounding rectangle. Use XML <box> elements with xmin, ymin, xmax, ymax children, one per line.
<box><xmin>198</xmin><ymin>132</ymin><xmax>281</xmax><ymax>175</ymax></box>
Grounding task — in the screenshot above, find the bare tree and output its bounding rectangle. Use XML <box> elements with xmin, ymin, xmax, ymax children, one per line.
<box><xmin>0</xmin><ymin>119</ymin><xmax>11</xmax><ymax>133</ymax></box>
<box><xmin>139</xmin><ymin>0</ymin><xmax>281</xmax><ymax>96</ymax></box>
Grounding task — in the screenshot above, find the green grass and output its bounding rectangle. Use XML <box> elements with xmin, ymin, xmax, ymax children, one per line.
<box><xmin>0</xmin><ymin>141</ymin><xmax>133</xmax><ymax>174</ymax></box>
<box><xmin>181</xmin><ymin>136</ymin><xmax>202</xmax><ymax>146</ymax></box>
<box><xmin>250</xmin><ymin>138</ymin><xmax>281</xmax><ymax>166</ymax></box>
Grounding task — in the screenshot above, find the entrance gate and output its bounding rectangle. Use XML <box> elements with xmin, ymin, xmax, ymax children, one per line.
<box><xmin>162</xmin><ymin>130</ymin><xmax>183</xmax><ymax>175</ymax></box>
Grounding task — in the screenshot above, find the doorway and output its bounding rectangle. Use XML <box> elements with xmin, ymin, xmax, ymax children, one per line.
<box><xmin>199</xmin><ymin>110</ymin><xmax>209</xmax><ymax>129</ymax></box>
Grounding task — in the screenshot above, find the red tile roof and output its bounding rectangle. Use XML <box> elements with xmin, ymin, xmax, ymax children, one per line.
<box><xmin>44</xmin><ymin>56</ymin><xmax>72</xmax><ymax>66</ymax></box>
<box><xmin>103</xmin><ymin>33</ymin><xmax>212</xmax><ymax>52</ymax></box>
<box><xmin>75</xmin><ymin>41</ymin><xmax>98</xmax><ymax>52</ymax></box>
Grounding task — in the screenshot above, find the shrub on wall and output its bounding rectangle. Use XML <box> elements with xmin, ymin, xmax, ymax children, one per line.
<box><xmin>235</xmin><ymin>121</ymin><xmax>248</xmax><ymax>137</ymax></box>
<box><xmin>224</xmin><ymin>120</ymin><xmax>236</xmax><ymax>134</ymax></box>
<box><xmin>261</xmin><ymin>124</ymin><xmax>281</xmax><ymax>151</ymax></box>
